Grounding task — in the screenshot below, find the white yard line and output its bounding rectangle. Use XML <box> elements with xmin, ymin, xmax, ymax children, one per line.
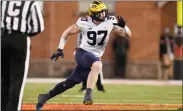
<box><xmin>26</xmin><ymin>78</ymin><xmax>182</xmax><ymax>86</ymax></box>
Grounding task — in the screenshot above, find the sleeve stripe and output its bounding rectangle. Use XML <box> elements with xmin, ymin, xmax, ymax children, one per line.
<box><xmin>21</xmin><ymin>1</ymin><xmax>30</xmax><ymax>32</ymax></box>
<box><xmin>34</xmin><ymin>2</ymin><xmax>44</xmax><ymax>32</ymax></box>
<box><xmin>31</xmin><ymin>4</ymin><xmax>38</xmax><ymax>33</ymax></box>
<box><xmin>1</xmin><ymin>1</ymin><xmax>7</xmax><ymax>28</ymax></box>
<box><xmin>27</xmin><ymin>15</ymin><xmax>32</xmax><ymax>33</ymax></box>
<box><xmin>30</xmin><ymin>2</ymin><xmax>44</xmax><ymax>33</ymax></box>
<box><xmin>3</xmin><ymin>1</ymin><xmax>9</xmax><ymax>29</ymax></box>
<box><xmin>34</xmin><ymin>5</ymin><xmax>40</xmax><ymax>32</ymax></box>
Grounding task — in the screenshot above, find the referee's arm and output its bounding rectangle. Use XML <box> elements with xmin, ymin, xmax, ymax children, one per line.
<box><xmin>29</xmin><ymin>2</ymin><xmax>44</xmax><ymax>37</ymax></box>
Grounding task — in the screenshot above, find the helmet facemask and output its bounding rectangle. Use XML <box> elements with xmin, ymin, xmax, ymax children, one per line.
<box><xmin>92</xmin><ymin>9</ymin><xmax>108</xmax><ymax>21</ymax></box>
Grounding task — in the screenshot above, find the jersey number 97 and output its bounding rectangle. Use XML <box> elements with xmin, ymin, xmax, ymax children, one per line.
<box><xmin>87</xmin><ymin>30</ymin><xmax>107</xmax><ymax>46</ymax></box>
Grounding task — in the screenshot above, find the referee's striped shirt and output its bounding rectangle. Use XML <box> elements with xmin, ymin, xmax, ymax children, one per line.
<box><xmin>1</xmin><ymin>1</ymin><xmax>44</xmax><ymax>36</ymax></box>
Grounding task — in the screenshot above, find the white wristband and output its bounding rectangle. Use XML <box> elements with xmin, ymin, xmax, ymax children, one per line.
<box><xmin>58</xmin><ymin>37</ymin><xmax>67</xmax><ymax>49</ymax></box>
<box><xmin>123</xmin><ymin>26</ymin><xmax>130</xmax><ymax>33</ymax></box>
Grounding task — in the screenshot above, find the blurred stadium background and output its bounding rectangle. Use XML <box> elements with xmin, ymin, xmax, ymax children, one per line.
<box><xmin>22</xmin><ymin>1</ymin><xmax>182</xmax><ymax>110</ymax></box>
<box><xmin>28</xmin><ymin>1</ymin><xmax>182</xmax><ymax>79</ymax></box>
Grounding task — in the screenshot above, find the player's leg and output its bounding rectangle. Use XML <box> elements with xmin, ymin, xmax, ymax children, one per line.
<box><xmin>168</xmin><ymin>62</ymin><xmax>173</xmax><ymax>79</ymax></box>
<box><xmin>36</xmin><ymin>65</ymin><xmax>82</xmax><ymax>110</ymax></box>
<box><xmin>161</xmin><ymin>54</ymin><xmax>171</xmax><ymax>80</ymax></box>
<box><xmin>79</xmin><ymin>79</ymin><xmax>87</xmax><ymax>92</ymax></box>
<box><xmin>75</xmin><ymin>48</ymin><xmax>101</xmax><ymax>105</ymax></box>
<box><xmin>87</xmin><ymin>61</ymin><xmax>102</xmax><ymax>89</ymax></box>
<box><xmin>96</xmin><ymin>58</ymin><xmax>105</xmax><ymax>91</ymax></box>
<box><xmin>48</xmin><ymin>65</ymin><xmax>82</xmax><ymax>97</ymax></box>
<box><xmin>162</xmin><ymin>65</ymin><xmax>170</xmax><ymax>80</ymax></box>
<box><xmin>96</xmin><ymin>70</ymin><xmax>105</xmax><ymax>92</ymax></box>
<box><xmin>83</xmin><ymin>61</ymin><xmax>102</xmax><ymax>105</ymax></box>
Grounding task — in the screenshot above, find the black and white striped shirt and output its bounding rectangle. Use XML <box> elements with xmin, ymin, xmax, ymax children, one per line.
<box><xmin>1</xmin><ymin>1</ymin><xmax>44</xmax><ymax>36</ymax></box>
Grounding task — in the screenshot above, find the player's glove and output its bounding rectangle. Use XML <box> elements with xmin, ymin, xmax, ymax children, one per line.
<box><xmin>113</xmin><ymin>16</ymin><xmax>126</xmax><ymax>28</ymax></box>
<box><xmin>50</xmin><ymin>48</ymin><xmax>64</xmax><ymax>61</ymax></box>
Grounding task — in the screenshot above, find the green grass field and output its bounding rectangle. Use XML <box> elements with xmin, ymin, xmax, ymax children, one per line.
<box><xmin>23</xmin><ymin>83</ymin><xmax>182</xmax><ymax>104</ymax></box>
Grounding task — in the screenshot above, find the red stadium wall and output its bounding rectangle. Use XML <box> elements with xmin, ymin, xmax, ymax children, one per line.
<box><xmin>28</xmin><ymin>1</ymin><xmax>176</xmax><ymax>78</ymax></box>
<box><xmin>30</xmin><ymin>2</ymin><xmax>78</xmax><ymax>60</ymax></box>
<box><xmin>161</xmin><ymin>2</ymin><xmax>176</xmax><ymax>32</ymax></box>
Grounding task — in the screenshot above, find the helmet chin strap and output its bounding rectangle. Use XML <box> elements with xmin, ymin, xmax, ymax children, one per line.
<box><xmin>91</xmin><ymin>17</ymin><xmax>104</xmax><ymax>25</ymax></box>
<box><xmin>92</xmin><ymin>17</ymin><xmax>105</xmax><ymax>22</ymax></box>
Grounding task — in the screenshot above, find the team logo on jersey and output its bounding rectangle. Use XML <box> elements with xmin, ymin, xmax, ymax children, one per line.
<box><xmin>88</xmin><ymin>28</ymin><xmax>92</xmax><ymax>30</ymax></box>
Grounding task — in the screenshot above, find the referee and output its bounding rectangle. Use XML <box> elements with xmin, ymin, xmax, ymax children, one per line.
<box><xmin>1</xmin><ymin>1</ymin><xmax>44</xmax><ymax>111</ymax></box>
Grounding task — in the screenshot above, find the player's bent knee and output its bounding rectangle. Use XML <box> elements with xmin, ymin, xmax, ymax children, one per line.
<box><xmin>92</xmin><ymin>61</ymin><xmax>102</xmax><ymax>71</ymax></box>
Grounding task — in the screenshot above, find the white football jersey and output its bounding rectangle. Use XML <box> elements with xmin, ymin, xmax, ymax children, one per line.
<box><xmin>76</xmin><ymin>16</ymin><xmax>117</xmax><ymax>57</ymax></box>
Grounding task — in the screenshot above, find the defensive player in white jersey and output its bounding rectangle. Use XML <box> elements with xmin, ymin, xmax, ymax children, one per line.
<box><xmin>36</xmin><ymin>1</ymin><xmax>131</xmax><ymax>110</ymax></box>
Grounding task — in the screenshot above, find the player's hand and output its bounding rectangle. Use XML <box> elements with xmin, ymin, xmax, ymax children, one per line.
<box><xmin>113</xmin><ymin>16</ymin><xmax>126</xmax><ymax>28</ymax></box>
<box><xmin>50</xmin><ymin>48</ymin><xmax>64</xmax><ymax>61</ymax></box>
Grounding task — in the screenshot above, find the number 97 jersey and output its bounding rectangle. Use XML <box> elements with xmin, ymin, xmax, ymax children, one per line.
<box><xmin>76</xmin><ymin>16</ymin><xmax>117</xmax><ymax>57</ymax></box>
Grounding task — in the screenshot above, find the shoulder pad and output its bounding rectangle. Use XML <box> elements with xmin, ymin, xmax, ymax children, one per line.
<box><xmin>106</xmin><ymin>16</ymin><xmax>117</xmax><ymax>24</ymax></box>
<box><xmin>80</xmin><ymin>16</ymin><xmax>88</xmax><ymax>22</ymax></box>
<box><xmin>76</xmin><ymin>16</ymin><xmax>89</xmax><ymax>28</ymax></box>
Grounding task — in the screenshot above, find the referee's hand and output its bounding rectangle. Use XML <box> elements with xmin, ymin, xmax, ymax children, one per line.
<box><xmin>50</xmin><ymin>48</ymin><xmax>64</xmax><ymax>61</ymax></box>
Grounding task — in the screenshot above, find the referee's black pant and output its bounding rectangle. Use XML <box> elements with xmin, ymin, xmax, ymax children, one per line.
<box><xmin>1</xmin><ymin>31</ymin><xmax>31</xmax><ymax>111</ymax></box>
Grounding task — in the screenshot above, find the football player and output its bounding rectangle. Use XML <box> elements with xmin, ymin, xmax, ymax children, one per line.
<box><xmin>36</xmin><ymin>1</ymin><xmax>131</xmax><ymax>110</ymax></box>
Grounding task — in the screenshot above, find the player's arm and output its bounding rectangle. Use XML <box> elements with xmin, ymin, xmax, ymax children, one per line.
<box><xmin>50</xmin><ymin>24</ymin><xmax>81</xmax><ymax>61</ymax></box>
<box><xmin>58</xmin><ymin>24</ymin><xmax>81</xmax><ymax>49</ymax></box>
<box><xmin>113</xmin><ymin>25</ymin><xmax>131</xmax><ymax>38</ymax></box>
<box><xmin>113</xmin><ymin>16</ymin><xmax>131</xmax><ymax>38</ymax></box>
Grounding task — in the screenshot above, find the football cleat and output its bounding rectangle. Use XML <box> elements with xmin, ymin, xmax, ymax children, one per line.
<box><xmin>83</xmin><ymin>98</ymin><xmax>93</xmax><ymax>105</ymax></box>
<box><xmin>36</xmin><ymin>94</ymin><xmax>49</xmax><ymax>110</ymax></box>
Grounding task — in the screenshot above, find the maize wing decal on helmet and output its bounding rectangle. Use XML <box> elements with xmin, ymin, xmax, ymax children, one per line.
<box><xmin>88</xmin><ymin>1</ymin><xmax>108</xmax><ymax>21</ymax></box>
